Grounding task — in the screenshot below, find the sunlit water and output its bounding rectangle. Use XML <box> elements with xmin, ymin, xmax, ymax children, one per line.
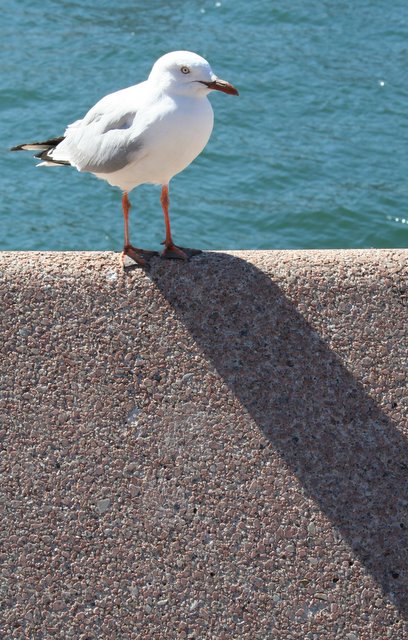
<box><xmin>1</xmin><ymin>0</ymin><xmax>407</xmax><ymax>251</ymax></box>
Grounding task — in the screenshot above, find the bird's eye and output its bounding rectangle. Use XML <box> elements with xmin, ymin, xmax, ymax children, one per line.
<box><xmin>180</xmin><ymin>66</ymin><xmax>190</xmax><ymax>74</ymax></box>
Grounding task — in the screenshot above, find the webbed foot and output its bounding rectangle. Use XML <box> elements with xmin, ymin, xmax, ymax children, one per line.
<box><xmin>160</xmin><ymin>243</ymin><xmax>202</xmax><ymax>261</ymax></box>
<box><xmin>121</xmin><ymin>245</ymin><xmax>159</xmax><ymax>269</ymax></box>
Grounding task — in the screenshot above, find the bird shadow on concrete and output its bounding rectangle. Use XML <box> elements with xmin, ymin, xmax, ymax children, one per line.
<box><xmin>150</xmin><ymin>251</ymin><xmax>408</xmax><ymax>619</ymax></box>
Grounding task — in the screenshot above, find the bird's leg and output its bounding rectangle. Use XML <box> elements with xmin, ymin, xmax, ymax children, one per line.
<box><xmin>160</xmin><ymin>184</ymin><xmax>186</xmax><ymax>260</ymax></box>
<box><xmin>160</xmin><ymin>184</ymin><xmax>202</xmax><ymax>260</ymax></box>
<box><xmin>123</xmin><ymin>191</ymin><xmax>131</xmax><ymax>247</ymax></box>
<box><xmin>121</xmin><ymin>191</ymin><xmax>158</xmax><ymax>268</ymax></box>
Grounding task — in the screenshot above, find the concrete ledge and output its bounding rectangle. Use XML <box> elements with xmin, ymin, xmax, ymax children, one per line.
<box><xmin>1</xmin><ymin>249</ymin><xmax>407</xmax><ymax>638</ymax></box>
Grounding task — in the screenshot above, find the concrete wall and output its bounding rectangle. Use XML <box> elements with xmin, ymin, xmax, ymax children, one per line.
<box><xmin>1</xmin><ymin>249</ymin><xmax>407</xmax><ymax>639</ymax></box>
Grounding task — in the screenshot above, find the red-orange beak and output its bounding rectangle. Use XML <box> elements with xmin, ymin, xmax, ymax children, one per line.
<box><xmin>200</xmin><ymin>77</ymin><xmax>239</xmax><ymax>96</ymax></box>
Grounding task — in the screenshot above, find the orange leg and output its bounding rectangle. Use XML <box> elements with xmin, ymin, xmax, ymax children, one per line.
<box><xmin>122</xmin><ymin>192</ymin><xmax>131</xmax><ymax>247</ymax></box>
<box><xmin>121</xmin><ymin>191</ymin><xmax>158</xmax><ymax>268</ymax></box>
<box><xmin>160</xmin><ymin>185</ymin><xmax>202</xmax><ymax>260</ymax></box>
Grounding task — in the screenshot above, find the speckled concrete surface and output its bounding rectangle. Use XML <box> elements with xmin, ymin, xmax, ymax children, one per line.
<box><xmin>1</xmin><ymin>249</ymin><xmax>407</xmax><ymax>639</ymax></box>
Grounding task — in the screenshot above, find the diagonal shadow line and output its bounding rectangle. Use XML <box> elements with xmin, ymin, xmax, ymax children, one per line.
<box><xmin>150</xmin><ymin>252</ymin><xmax>408</xmax><ymax>618</ymax></box>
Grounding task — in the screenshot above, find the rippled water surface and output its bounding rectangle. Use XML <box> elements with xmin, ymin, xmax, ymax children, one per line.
<box><xmin>1</xmin><ymin>0</ymin><xmax>408</xmax><ymax>250</ymax></box>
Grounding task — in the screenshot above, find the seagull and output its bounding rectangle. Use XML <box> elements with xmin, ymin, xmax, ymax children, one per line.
<box><xmin>11</xmin><ymin>50</ymin><xmax>238</xmax><ymax>267</ymax></box>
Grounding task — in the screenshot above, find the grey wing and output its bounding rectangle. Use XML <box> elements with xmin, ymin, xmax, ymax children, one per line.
<box><xmin>51</xmin><ymin>108</ymin><xmax>146</xmax><ymax>174</ymax></box>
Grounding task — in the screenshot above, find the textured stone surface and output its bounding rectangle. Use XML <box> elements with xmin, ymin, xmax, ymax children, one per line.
<box><xmin>0</xmin><ymin>249</ymin><xmax>407</xmax><ymax>639</ymax></box>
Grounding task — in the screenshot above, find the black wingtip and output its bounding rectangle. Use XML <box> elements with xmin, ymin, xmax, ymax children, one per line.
<box><xmin>10</xmin><ymin>136</ymin><xmax>65</xmax><ymax>153</ymax></box>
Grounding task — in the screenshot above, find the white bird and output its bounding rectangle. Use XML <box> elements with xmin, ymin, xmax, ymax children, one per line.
<box><xmin>11</xmin><ymin>51</ymin><xmax>238</xmax><ymax>267</ymax></box>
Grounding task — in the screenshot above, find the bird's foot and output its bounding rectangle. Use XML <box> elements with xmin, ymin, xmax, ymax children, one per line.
<box><xmin>161</xmin><ymin>242</ymin><xmax>202</xmax><ymax>261</ymax></box>
<box><xmin>121</xmin><ymin>245</ymin><xmax>159</xmax><ymax>269</ymax></box>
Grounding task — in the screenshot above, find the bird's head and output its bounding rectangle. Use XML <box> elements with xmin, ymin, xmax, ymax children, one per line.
<box><xmin>148</xmin><ymin>51</ymin><xmax>239</xmax><ymax>98</ymax></box>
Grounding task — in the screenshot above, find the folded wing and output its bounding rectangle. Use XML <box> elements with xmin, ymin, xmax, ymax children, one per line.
<box><xmin>11</xmin><ymin>81</ymin><xmax>150</xmax><ymax>174</ymax></box>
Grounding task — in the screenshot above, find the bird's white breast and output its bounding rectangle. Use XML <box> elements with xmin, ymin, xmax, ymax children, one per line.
<box><xmin>96</xmin><ymin>93</ymin><xmax>214</xmax><ymax>191</ymax></box>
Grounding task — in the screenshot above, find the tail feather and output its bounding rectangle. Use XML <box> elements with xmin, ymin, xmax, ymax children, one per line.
<box><xmin>10</xmin><ymin>136</ymin><xmax>70</xmax><ymax>166</ymax></box>
<box><xmin>34</xmin><ymin>149</ymin><xmax>70</xmax><ymax>166</ymax></box>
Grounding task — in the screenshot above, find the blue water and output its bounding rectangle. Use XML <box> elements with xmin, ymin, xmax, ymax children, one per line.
<box><xmin>1</xmin><ymin>0</ymin><xmax>408</xmax><ymax>251</ymax></box>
